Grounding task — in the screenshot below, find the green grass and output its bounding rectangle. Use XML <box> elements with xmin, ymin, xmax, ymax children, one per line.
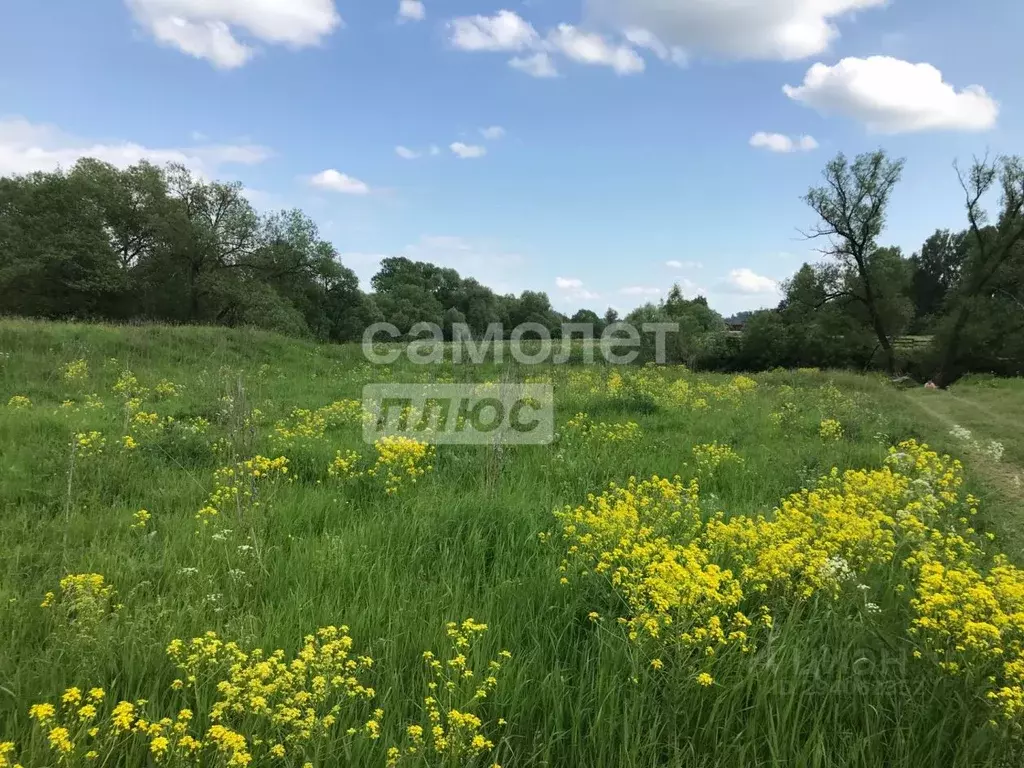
<box><xmin>2</xmin><ymin>319</ymin><xmax>1024</xmax><ymax>767</ymax></box>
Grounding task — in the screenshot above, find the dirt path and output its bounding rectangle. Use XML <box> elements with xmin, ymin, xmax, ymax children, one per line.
<box><xmin>947</xmin><ymin>392</ymin><xmax>1024</xmax><ymax>433</ymax></box>
<box><xmin>904</xmin><ymin>390</ymin><xmax>1024</xmax><ymax>546</ymax></box>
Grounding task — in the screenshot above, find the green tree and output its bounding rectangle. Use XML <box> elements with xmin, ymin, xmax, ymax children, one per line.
<box><xmin>0</xmin><ymin>170</ymin><xmax>121</xmax><ymax>318</ymax></box>
<box><xmin>157</xmin><ymin>164</ymin><xmax>262</xmax><ymax>322</ymax></box>
<box><xmin>803</xmin><ymin>150</ymin><xmax>906</xmax><ymax>373</ymax></box>
<box><xmin>909</xmin><ymin>229</ymin><xmax>969</xmax><ymax>329</ymax></box>
<box><xmin>934</xmin><ymin>156</ymin><xmax>1024</xmax><ymax>385</ymax></box>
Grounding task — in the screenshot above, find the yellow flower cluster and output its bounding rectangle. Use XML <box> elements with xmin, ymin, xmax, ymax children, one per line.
<box><xmin>389</xmin><ymin>619</ymin><xmax>509</xmax><ymax>766</ymax></box>
<box><xmin>112</xmin><ymin>370</ymin><xmax>147</xmax><ymax>401</ymax></box>
<box><xmin>555</xmin><ymin>439</ymin><xmax>1008</xmax><ymax>697</ymax></box>
<box><xmin>19</xmin><ymin>619</ymin><xmax>499</xmax><ymax>768</ymax></box>
<box><xmin>130</xmin><ymin>509</ymin><xmax>151</xmax><ymax>531</ymax></box>
<box><xmin>769</xmin><ymin>401</ymin><xmax>798</xmax><ymax>428</ymax></box>
<box><xmin>42</xmin><ymin>574</ymin><xmax>118</xmax><ymax>634</ymax></box>
<box><xmin>59</xmin><ymin>393</ymin><xmax>105</xmax><ymax>415</ymax></box>
<box><xmin>327</xmin><ymin>450</ymin><xmax>363</xmax><ymax>480</ymax></box>
<box><xmin>130</xmin><ymin>410</ymin><xmax>163</xmax><ymax>438</ymax></box>
<box><xmin>0</xmin><ymin>740</ymin><xmax>21</xmax><ymax>768</ymax></box>
<box><xmin>62</xmin><ymin>359</ymin><xmax>89</xmax><ymax>383</ymax></box>
<box><xmin>273</xmin><ymin>400</ymin><xmax>363</xmax><ymax>444</ymax></box>
<box><xmin>28</xmin><ymin>686</ymin><xmax>198</xmax><ymax>766</ymax></box>
<box><xmin>563</xmin><ymin>413</ymin><xmax>642</xmax><ymax>447</ymax></box>
<box><xmin>555</xmin><ymin>475</ymin><xmax>747</xmax><ymax>655</ymax></box>
<box><xmin>597</xmin><ymin>369</ymin><xmax>757</xmax><ymax>412</ymax></box>
<box><xmin>606</xmin><ymin>370</ymin><xmax>625</xmax><ymax>396</ymax></box>
<box><xmin>893</xmin><ymin>462</ymin><xmax>1024</xmax><ymax>721</ymax></box>
<box><xmin>152</xmin><ymin>379</ymin><xmax>184</xmax><ymax>399</ymax></box>
<box><xmin>168</xmin><ymin>624</ymin><xmax>376</xmax><ymax>762</ymax></box>
<box><xmin>7</xmin><ymin>395</ymin><xmax>31</xmax><ymax>409</ymax></box>
<box><xmin>692</xmin><ymin>442</ymin><xmax>744</xmax><ymax>474</ymax></box>
<box><xmin>195</xmin><ymin>456</ymin><xmax>290</xmax><ymax>526</ymax></box>
<box><xmin>368</xmin><ymin>437</ymin><xmax>435</xmax><ymax>495</ymax></box>
<box><xmin>73</xmin><ymin>431</ymin><xmax>106</xmax><ymax>458</ymax></box>
<box><xmin>819</xmin><ymin>418</ymin><xmax>844</xmax><ymax>441</ymax></box>
<box><xmin>731</xmin><ymin>375</ymin><xmax>757</xmax><ymax>393</ymax></box>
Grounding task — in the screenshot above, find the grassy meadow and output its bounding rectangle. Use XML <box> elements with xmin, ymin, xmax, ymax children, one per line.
<box><xmin>2</xmin><ymin>319</ymin><xmax>1024</xmax><ymax>767</ymax></box>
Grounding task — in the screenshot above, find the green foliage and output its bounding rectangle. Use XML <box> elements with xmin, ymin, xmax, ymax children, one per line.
<box><xmin>803</xmin><ymin>150</ymin><xmax>907</xmax><ymax>373</ymax></box>
<box><xmin>0</xmin><ymin>160</ymin><xmax>368</xmax><ymax>342</ymax></box>
<box><xmin>2</xmin><ymin>321</ymin><xmax>1024</xmax><ymax>767</ymax></box>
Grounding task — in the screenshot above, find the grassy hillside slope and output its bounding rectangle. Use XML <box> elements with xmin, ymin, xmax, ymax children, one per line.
<box><xmin>2</xmin><ymin>319</ymin><xmax>1024</xmax><ymax>767</ymax></box>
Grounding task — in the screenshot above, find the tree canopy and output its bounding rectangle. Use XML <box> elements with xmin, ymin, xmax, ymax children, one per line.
<box><xmin>2</xmin><ymin>152</ymin><xmax>1022</xmax><ymax>383</ymax></box>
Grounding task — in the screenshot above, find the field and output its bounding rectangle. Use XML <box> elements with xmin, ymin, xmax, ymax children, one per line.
<box><xmin>2</xmin><ymin>319</ymin><xmax>1024</xmax><ymax>768</ymax></box>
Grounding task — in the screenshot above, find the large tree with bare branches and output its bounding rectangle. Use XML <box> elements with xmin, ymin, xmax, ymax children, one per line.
<box><xmin>803</xmin><ymin>150</ymin><xmax>906</xmax><ymax>373</ymax></box>
<box><xmin>933</xmin><ymin>155</ymin><xmax>1024</xmax><ymax>386</ymax></box>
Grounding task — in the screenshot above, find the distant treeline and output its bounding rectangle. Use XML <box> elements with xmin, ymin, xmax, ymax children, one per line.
<box><xmin>1</xmin><ymin>151</ymin><xmax>1022</xmax><ymax>385</ymax></box>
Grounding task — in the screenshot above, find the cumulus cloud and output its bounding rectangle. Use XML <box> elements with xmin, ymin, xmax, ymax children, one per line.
<box><xmin>450</xmin><ymin>11</ymin><xmax>644</xmax><ymax>77</ymax></box>
<box><xmin>623</xmin><ymin>28</ymin><xmax>686</xmax><ymax>66</ymax></box>
<box><xmin>666</xmin><ymin>259</ymin><xmax>703</xmax><ymax>269</ymax></box>
<box><xmin>749</xmin><ymin>132</ymin><xmax>819</xmax><ymax>153</ymax></box>
<box><xmin>724</xmin><ymin>268</ymin><xmax>778</xmax><ymax>295</ymax></box>
<box><xmin>509</xmin><ymin>52</ymin><xmax>558</xmax><ymax>78</ymax></box>
<box><xmin>783</xmin><ymin>56</ymin><xmax>999</xmax><ymax>133</ymax></box>
<box><xmin>309</xmin><ymin>169</ymin><xmax>370</xmax><ymax>194</ymax></box>
<box><xmin>0</xmin><ymin>116</ymin><xmax>271</xmax><ymax>177</ymax></box>
<box><xmin>546</xmin><ymin>24</ymin><xmax>645</xmax><ymax>75</ymax></box>
<box><xmin>557</xmin><ymin>277</ymin><xmax>600</xmax><ymax>301</ymax></box>
<box><xmin>126</xmin><ymin>0</ymin><xmax>343</xmax><ymax>68</ymax></box>
<box><xmin>450</xmin><ymin>142</ymin><xmax>487</xmax><ymax>159</ymax></box>
<box><xmin>449</xmin><ymin>10</ymin><xmax>538</xmax><ymax>51</ymax></box>
<box><xmin>585</xmin><ymin>0</ymin><xmax>886</xmax><ymax>61</ymax></box>
<box><xmin>395</xmin><ymin>145</ymin><xmax>421</xmax><ymax>159</ymax></box>
<box><xmin>397</xmin><ymin>0</ymin><xmax>425</xmax><ymax>23</ymax></box>
<box><xmin>480</xmin><ymin>126</ymin><xmax>506</xmax><ymax>140</ymax></box>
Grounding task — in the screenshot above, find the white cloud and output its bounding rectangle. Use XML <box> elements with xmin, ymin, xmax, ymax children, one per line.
<box><xmin>620</xmin><ymin>286</ymin><xmax>662</xmax><ymax>296</ymax></box>
<box><xmin>450</xmin><ymin>11</ymin><xmax>643</xmax><ymax>77</ymax></box>
<box><xmin>395</xmin><ymin>145</ymin><xmax>421</xmax><ymax>159</ymax></box>
<box><xmin>749</xmin><ymin>132</ymin><xmax>819</xmax><ymax>153</ymax></box>
<box><xmin>0</xmin><ymin>116</ymin><xmax>271</xmax><ymax>177</ymax></box>
<box><xmin>480</xmin><ymin>126</ymin><xmax>506</xmax><ymax>140</ymax></box>
<box><xmin>450</xmin><ymin>142</ymin><xmax>487</xmax><ymax>159</ymax></box>
<box><xmin>397</xmin><ymin>0</ymin><xmax>425</xmax><ymax>23</ymax></box>
<box><xmin>556</xmin><ymin>277</ymin><xmax>601</xmax><ymax>301</ymax></box>
<box><xmin>449</xmin><ymin>10</ymin><xmax>538</xmax><ymax>52</ymax></box>
<box><xmin>586</xmin><ymin>0</ymin><xmax>886</xmax><ymax>61</ymax></box>
<box><xmin>783</xmin><ymin>56</ymin><xmax>999</xmax><ymax>133</ymax></box>
<box><xmin>546</xmin><ymin>24</ymin><xmax>644</xmax><ymax>75</ymax></box>
<box><xmin>666</xmin><ymin>259</ymin><xmax>703</xmax><ymax>269</ymax></box>
<box><xmin>126</xmin><ymin>0</ymin><xmax>343</xmax><ymax>68</ymax></box>
<box><xmin>309</xmin><ymin>169</ymin><xmax>370</xmax><ymax>194</ymax></box>
<box><xmin>623</xmin><ymin>28</ymin><xmax>686</xmax><ymax>66</ymax></box>
<box><xmin>725</xmin><ymin>268</ymin><xmax>778</xmax><ymax>295</ymax></box>
<box><xmin>509</xmin><ymin>52</ymin><xmax>558</xmax><ymax>78</ymax></box>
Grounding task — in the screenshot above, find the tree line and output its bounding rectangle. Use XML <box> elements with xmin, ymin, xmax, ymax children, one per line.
<box><xmin>1</xmin><ymin>152</ymin><xmax>1022</xmax><ymax>385</ymax></box>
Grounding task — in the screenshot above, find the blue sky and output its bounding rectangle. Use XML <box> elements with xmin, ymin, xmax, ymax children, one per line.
<box><xmin>1</xmin><ymin>0</ymin><xmax>1020</xmax><ymax>316</ymax></box>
